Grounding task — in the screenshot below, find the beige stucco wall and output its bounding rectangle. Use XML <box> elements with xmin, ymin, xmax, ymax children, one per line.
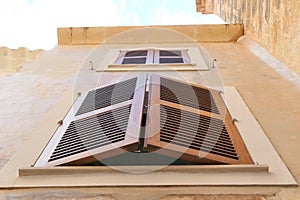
<box><xmin>0</xmin><ymin>25</ymin><xmax>300</xmax><ymax>199</ymax></box>
<box><xmin>0</xmin><ymin>47</ymin><xmax>43</xmax><ymax>77</ymax></box>
<box><xmin>213</xmin><ymin>0</ymin><xmax>300</xmax><ymax>76</ymax></box>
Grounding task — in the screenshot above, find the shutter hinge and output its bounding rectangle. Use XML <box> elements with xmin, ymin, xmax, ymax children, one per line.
<box><xmin>232</xmin><ymin>118</ymin><xmax>239</xmax><ymax>123</ymax></box>
<box><xmin>57</xmin><ymin>120</ymin><xmax>63</xmax><ymax>126</ymax></box>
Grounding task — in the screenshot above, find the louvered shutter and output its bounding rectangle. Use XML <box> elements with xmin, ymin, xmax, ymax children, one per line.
<box><xmin>35</xmin><ymin>75</ymin><xmax>147</xmax><ymax>167</ymax></box>
<box><xmin>144</xmin><ymin>75</ymin><xmax>253</xmax><ymax>164</ymax></box>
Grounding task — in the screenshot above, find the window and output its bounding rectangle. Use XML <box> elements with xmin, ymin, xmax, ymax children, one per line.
<box><xmin>120</xmin><ymin>50</ymin><xmax>150</xmax><ymax>64</ymax></box>
<box><xmin>96</xmin><ymin>46</ymin><xmax>210</xmax><ymax>71</ymax></box>
<box><xmin>0</xmin><ymin>74</ymin><xmax>295</xmax><ymax>186</ymax></box>
<box><xmin>114</xmin><ymin>49</ymin><xmax>190</xmax><ymax>65</ymax></box>
<box><xmin>34</xmin><ymin>75</ymin><xmax>252</xmax><ymax>167</ymax></box>
<box><xmin>155</xmin><ymin>50</ymin><xmax>187</xmax><ymax>64</ymax></box>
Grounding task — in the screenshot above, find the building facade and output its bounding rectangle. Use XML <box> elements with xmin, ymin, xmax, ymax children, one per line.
<box><xmin>0</xmin><ymin>23</ymin><xmax>299</xmax><ymax>199</ymax></box>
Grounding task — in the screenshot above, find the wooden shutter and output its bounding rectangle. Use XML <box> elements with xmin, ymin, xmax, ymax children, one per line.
<box><xmin>35</xmin><ymin>75</ymin><xmax>147</xmax><ymax>167</ymax></box>
<box><xmin>144</xmin><ymin>75</ymin><xmax>253</xmax><ymax>164</ymax></box>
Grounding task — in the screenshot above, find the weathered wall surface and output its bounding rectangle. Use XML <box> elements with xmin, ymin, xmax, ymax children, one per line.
<box><xmin>1</xmin><ymin>41</ymin><xmax>300</xmax><ymax>199</ymax></box>
<box><xmin>0</xmin><ymin>46</ymin><xmax>92</xmax><ymax>169</ymax></box>
<box><xmin>0</xmin><ymin>47</ymin><xmax>43</xmax><ymax>77</ymax></box>
<box><xmin>196</xmin><ymin>0</ymin><xmax>214</xmax><ymax>13</ymax></box>
<box><xmin>57</xmin><ymin>24</ymin><xmax>244</xmax><ymax>45</ymax></box>
<box><xmin>214</xmin><ymin>0</ymin><xmax>300</xmax><ymax>75</ymax></box>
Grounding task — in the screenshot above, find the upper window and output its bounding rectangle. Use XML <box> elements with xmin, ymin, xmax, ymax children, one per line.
<box><xmin>114</xmin><ymin>49</ymin><xmax>190</xmax><ymax>65</ymax></box>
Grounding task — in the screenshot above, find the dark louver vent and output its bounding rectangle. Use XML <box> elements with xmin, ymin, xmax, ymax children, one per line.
<box><xmin>160</xmin><ymin>105</ymin><xmax>238</xmax><ymax>160</ymax></box>
<box><xmin>76</xmin><ymin>78</ymin><xmax>137</xmax><ymax>116</ymax></box>
<box><xmin>49</xmin><ymin>105</ymin><xmax>131</xmax><ymax>162</ymax></box>
<box><xmin>160</xmin><ymin>78</ymin><xmax>219</xmax><ymax>114</ymax></box>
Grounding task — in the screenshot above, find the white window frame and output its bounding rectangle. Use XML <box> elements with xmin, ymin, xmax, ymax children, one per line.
<box><xmin>153</xmin><ymin>49</ymin><xmax>190</xmax><ymax>64</ymax></box>
<box><xmin>96</xmin><ymin>46</ymin><xmax>210</xmax><ymax>72</ymax></box>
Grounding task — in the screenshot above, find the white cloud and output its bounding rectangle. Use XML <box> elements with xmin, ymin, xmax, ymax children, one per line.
<box><xmin>0</xmin><ymin>0</ymin><xmax>135</xmax><ymax>50</ymax></box>
<box><xmin>0</xmin><ymin>0</ymin><xmax>224</xmax><ymax>50</ymax></box>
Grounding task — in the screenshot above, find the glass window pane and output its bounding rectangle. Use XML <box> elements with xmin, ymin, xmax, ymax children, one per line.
<box><xmin>159</xmin><ymin>58</ymin><xmax>184</xmax><ymax>64</ymax></box>
<box><xmin>125</xmin><ymin>50</ymin><xmax>148</xmax><ymax>57</ymax></box>
<box><xmin>159</xmin><ymin>50</ymin><xmax>181</xmax><ymax>57</ymax></box>
<box><xmin>122</xmin><ymin>57</ymin><xmax>147</xmax><ymax>64</ymax></box>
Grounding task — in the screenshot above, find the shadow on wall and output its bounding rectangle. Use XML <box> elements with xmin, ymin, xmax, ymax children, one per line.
<box><xmin>0</xmin><ymin>47</ymin><xmax>43</xmax><ymax>76</ymax></box>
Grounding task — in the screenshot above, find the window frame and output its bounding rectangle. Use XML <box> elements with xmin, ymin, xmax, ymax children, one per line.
<box><xmin>114</xmin><ymin>49</ymin><xmax>190</xmax><ymax>65</ymax></box>
<box><xmin>153</xmin><ymin>49</ymin><xmax>190</xmax><ymax>64</ymax></box>
<box><xmin>114</xmin><ymin>50</ymin><xmax>154</xmax><ymax>65</ymax></box>
<box><xmin>96</xmin><ymin>45</ymin><xmax>210</xmax><ymax>72</ymax></box>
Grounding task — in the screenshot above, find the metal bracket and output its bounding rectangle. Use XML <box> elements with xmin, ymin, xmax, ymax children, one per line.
<box><xmin>212</xmin><ymin>58</ymin><xmax>217</xmax><ymax>68</ymax></box>
<box><xmin>89</xmin><ymin>60</ymin><xmax>94</xmax><ymax>70</ymax></box>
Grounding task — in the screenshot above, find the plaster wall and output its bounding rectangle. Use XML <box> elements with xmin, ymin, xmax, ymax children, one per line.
<box><xmin>214</xmin><ymin>0</ymin><xmax>300</xmax><ymax>76</ymax></box>
<box><xmin>0</xmin><ymin>47</ymin><xmax>43</xmax><ymax>77</ymax></box>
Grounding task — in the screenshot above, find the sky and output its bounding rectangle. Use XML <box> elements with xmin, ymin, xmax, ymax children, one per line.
<box><xmin>0</xmin><ymin>0</ymin><xmax>225</xmax><ymax>50</ymax></box>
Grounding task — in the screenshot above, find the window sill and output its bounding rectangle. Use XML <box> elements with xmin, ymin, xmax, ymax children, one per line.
<box><xmin>96</xmin><ymin>63</ymin><xmax>209</xmax><ymax>72</ymax></box>
<box><xmin>19</xmin><ymin>164</ymin><xmax>268</xmax><ymax>176</ymax></box>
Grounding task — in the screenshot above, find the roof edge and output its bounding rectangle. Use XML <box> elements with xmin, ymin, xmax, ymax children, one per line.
<box><xmin>57</xmin><ymin>24</ymin><xmax>244</xmax><ymax>45</ymax></box>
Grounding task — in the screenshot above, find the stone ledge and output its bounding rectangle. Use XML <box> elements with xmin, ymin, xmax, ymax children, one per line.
<box><xmin>161</xmin><ymin>194</ymin><xmax>270</xmax><ymax>200</ymax></box>
<box><xmin>57</xmin><ymin>24</ymin><xmax>244</xmax><ymax>45</ymax></box>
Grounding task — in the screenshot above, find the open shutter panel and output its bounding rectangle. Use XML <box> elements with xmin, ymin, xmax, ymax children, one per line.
<box><xmin>35</xmin><ymin>75</ymin><xmax>147</xmax><ymax>167</ymax></box>
<box><xmin>144</xmin><ymin>75</ymin><xmax>253</xmax><ymax>164</ymax></box>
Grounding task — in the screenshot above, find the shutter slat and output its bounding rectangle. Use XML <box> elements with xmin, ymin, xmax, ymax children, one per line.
<box><xmin>160</xmin><ymin>78</ymin><xmax>220</xmax><ymax>114</ymax></box>
<box><xmin>160</xmin><ymin>105</ymin><xmax>239</xmax><ymax>160</ymax></box>
<box><xmin>49</xmin><ymin>105</ymin><xmax>130</xmax><ymax>162</ymax></box>
<box><xmin>76</xmin><ymin>77</ymin><xmax>137</xmax><ymax>116</ymax></box>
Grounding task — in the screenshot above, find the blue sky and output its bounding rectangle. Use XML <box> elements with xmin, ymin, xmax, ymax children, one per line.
<box><xmin>0</xmin><ymin>0</ymin><xmax>224</xmax><ymax>50</ymax></box>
